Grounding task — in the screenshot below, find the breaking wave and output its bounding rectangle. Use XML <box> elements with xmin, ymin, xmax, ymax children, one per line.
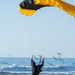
<box><xmin>0</xmin><ymin>64</ymin><xmax>75</xmax><ymax>74</ymax></box>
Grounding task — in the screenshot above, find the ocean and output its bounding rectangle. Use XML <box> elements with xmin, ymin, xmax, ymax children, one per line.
<box><xmin>0</xmin><ymin>57</ymin><xmax>75</xmax><ymax>75</ymax></box>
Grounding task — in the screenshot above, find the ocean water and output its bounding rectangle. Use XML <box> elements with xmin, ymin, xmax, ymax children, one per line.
<box><xmin>0</xmin><ymin>57</ymin><xmax>75</xmax><ymax>75</ymax></box>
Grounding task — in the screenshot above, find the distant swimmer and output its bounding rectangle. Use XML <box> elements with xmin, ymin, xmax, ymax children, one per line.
<box><xmin>31</xmin><ymin>56</ymin><xmax>45</xmax><ymax>75</ymax></box>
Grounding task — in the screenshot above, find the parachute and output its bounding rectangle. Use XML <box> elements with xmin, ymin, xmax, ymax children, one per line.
<box><xmin>19</xmin><ymin>0</ymin><xmax>75</xmax><ymax>17</ymax></box>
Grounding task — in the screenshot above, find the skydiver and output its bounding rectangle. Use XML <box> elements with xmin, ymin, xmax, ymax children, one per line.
<box><xmin>31</xmin><ymin>56</ymin><xmax>45</xmax><ymax>75</ymax></box>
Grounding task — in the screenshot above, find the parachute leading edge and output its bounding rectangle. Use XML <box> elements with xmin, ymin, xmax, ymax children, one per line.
<box><xmin>19</xmin><ymin>0</ymin><xmax>46</xmax><ymax>16</ymax></box>
<box><xmin>19</xmin><ymin>0</ymin><xmax>75</xmax><ymax>17</ymax></box>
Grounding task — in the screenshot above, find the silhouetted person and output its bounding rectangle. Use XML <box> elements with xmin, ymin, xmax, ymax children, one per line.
<box><xmin>31</xmin><ymin>56</ymin><xmax>44</xmax><ymax>75</ymax></box>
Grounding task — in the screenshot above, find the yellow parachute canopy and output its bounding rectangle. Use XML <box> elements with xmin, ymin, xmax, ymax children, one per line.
<box><xmin>19</xmin><ymin>0</ymin><xmax>75</xmax><ymax>17</ymax></box>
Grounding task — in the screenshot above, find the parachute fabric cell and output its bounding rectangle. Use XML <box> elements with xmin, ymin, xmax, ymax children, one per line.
<box><xmin>56</xmin><ymin>1</ymin><xmax>75</xmax><ymax>17</ymax></box>
<box><xmin>18</xmin><ymin>6</ymin><xmax>36</xmax><ymax>16</ymax></box>
<box><xmin>34</xmin><ymin>0</ymin><xmax>75</xmax><ymax>17</ymax></box>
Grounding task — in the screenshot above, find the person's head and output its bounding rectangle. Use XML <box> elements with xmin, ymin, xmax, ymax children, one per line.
<box><xmin>36</xmin><ymin>65</ymin><xmax>42</xmax><ymax>73</ymax></box>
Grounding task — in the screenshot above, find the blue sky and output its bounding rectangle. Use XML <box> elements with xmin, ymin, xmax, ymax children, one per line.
<box><xmin>0</xmin><ymin>0</ymin><xmax>75</xmax><ymax>58</ymax></box>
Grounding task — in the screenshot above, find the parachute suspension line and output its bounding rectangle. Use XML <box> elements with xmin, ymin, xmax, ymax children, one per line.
<box><xmin>30</xmin><ymin>24</ymin><xmax>34</xmax><ymax>57</ymax></box>
<box><xmin>41</xmin><ymin>24</ymin><xmax>44</xmax><ymax>56</ymax></box>
<box><xmin>30</xmin><ymin>24</ymin><xmax>44</xmax><ymax>57</ymax></box>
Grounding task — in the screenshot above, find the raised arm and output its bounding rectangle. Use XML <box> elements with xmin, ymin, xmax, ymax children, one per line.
<box><xmin>39</xmin><ymin>58</ymin><xmax>45</xmax><ymax>68</ymax></box>
<box><xmin>31</xmin><ymin>56</ymin><xmax>36</xmax><ymax>67</ymax></box>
